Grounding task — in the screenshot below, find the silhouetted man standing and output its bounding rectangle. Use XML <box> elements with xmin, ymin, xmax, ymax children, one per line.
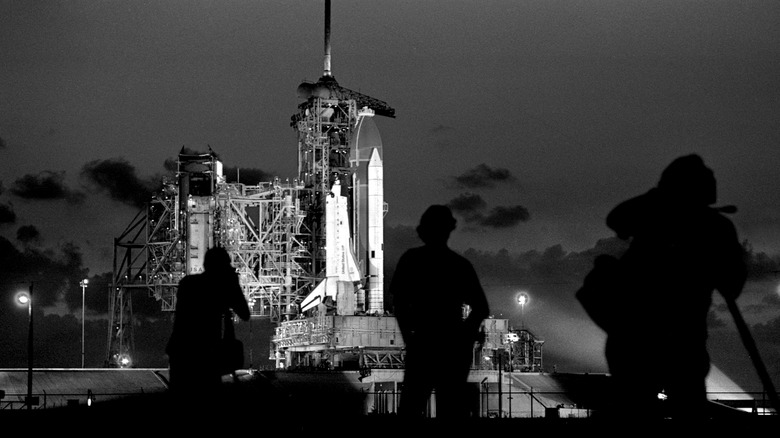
<box><xmin>600</xmin><ymin>154</ymin><xmax>746</xmax><ymax>420</ymax></box>
<box><xmin>391</xmin><ymin>205</ymin><xmax>490</xmax><ymax>420</ymax></box>
<box><xmin>166</xmin><ymin>246</ymin><xmax>251</xmax><ymax>402</ymax></box>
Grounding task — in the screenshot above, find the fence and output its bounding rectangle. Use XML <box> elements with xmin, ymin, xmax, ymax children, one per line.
<box><xmin>365</xmin><ymin>388</ymin><xmax>778</xmax><ymax>419</ymax></box>
<box><xmin>366</xmin><ymin>387</ymin><xmax>590</xmax><ymax>418</ymax></box>
<box><xmin>2</xmin><ymin>387</ymin><xmax>776</xmax><ymax>418</ymax></box>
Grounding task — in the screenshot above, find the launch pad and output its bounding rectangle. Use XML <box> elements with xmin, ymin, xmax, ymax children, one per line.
<box><xmin>105</xmin><ymin>0</ymin><xmax>544</xmax><ymax>377</ymax></box>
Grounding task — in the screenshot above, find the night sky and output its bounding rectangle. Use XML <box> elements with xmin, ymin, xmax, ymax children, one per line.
<box><xmin>2</xmin><ymin>1</ymin><xmax>779</xmax><ymax>395</ymax></box>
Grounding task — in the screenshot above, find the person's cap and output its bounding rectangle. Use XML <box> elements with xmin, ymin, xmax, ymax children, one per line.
<box><xmin>657</xmin><ymin>154</ymin><xmax>717</xmax><ymax>206</ymax></box>
<box><xmin>418</xmin><ymin>205</ymin><xmax>456</xmax><ymax>232</ymax></box>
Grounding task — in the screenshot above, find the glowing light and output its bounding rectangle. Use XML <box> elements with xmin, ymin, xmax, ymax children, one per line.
<box><xmin>16</xmin><ymin>292</ymin><xmax>30</xmax><ymax>306</ymax></box>
<box><xmin>112</xmin><ymin>354</ymin><xmax>133</xmax><ymax>368</ymax></box>
<box><xmin>516</xmin><ymin>291</ymin><xmax>529</xmax><ymax>307</ymax></box>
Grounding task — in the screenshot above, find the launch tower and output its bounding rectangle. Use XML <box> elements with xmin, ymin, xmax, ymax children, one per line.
<box><xmin>270</xmin><ymin>0</ymin><xmax>400</xmax><ymax>369</ymax></box>
<box><xmin>106</xmin><ymin>1</ymin><xmax>535</xmax><ymax>375</ymax></box>
<box><xmin>106</xmin><ymin>150</ymin><xmax>314</xmax><ymax>366</ymax></box>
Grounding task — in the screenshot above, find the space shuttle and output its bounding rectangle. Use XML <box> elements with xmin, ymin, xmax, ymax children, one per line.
<box><xmin>300</xmin><ymin>124</ymin><xmax>385</xmax><ymax>316</ymax></box>
<box><xmin>301</xmin><ymin>181</ymin><xmax>362</xmax><ymax>313</ymax></box>
<box><xmin>299</xmin><ymin>0</ymin><xmax>390</xmax><ymax>315</ymax></box>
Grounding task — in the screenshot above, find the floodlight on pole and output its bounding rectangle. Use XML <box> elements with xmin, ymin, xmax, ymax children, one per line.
<box><xmin>16</xmin><ymin>283</ymin><xmax>34</xmax><ymax>410</ymax></box>
<box><xmin>80</xmin><ymin>279</ymin><xmax>88</xmax><ymax>368</ymax></box>
<box><xmin>516</xmin><ymin>291</ymin><xmax>529</xmax><ymax>329</ymax></box>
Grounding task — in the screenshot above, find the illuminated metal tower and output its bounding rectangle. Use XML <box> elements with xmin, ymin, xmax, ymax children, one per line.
<box><xmin>107</xmin><ymin>149</ymin><xmax>314</xmax><ymax>367</ymax></box>
<box><xmin>292</xmin><ymin>0</ymin><xmax>394</xmax><ymax>316</ymax></box>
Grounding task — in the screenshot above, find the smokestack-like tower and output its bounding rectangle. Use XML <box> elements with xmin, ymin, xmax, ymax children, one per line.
<box><xmin>323</xmin><ymin>0</ymin><xmax>332</xmax><ymax>77</ymax></box>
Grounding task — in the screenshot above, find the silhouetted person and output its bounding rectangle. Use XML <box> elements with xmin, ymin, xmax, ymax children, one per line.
<box><xmin>165</xmin><ymin>246</ymin><xmax>251</xmax><ymax>403</ymax></box>
<box><xmin>593</xmin><ymin>154</ymin><xmax>746</xmax><ymax>421</ymax></box>
<box><xmin>391</xmin><ymin>205</ymin><xmax>490</xmax><ymax>419</ymax></box>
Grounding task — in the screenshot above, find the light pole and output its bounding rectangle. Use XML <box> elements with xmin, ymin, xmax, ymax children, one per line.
<box><xmin>16</xmin><ymin>282</ymin><xmax>34</xmax><ymax>410</ymax></box>
<box><xmin>80</xmin><ymin>279</ymin><xmax>88</xmax><ymax>368</ymax></box>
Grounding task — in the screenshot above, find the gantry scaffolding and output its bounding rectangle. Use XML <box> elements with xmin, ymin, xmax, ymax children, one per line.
<box><xmin>106</xmin><ymin>152</ymin><xmax>317</xmax><ymax>367</ymax></box>
<box><xmin>292</xmin><ymin>82</ymin><xmax>360</xmax><ymax>280</ymax></box>
<box><xmin>511</xmin><ymin>329</ymin><xmax>545</xmax><ymax>372</ymax></box>
<box><xmin>215</xmin><ymin>178</ymin><xmax>315</xmax><ymax>322</ymax></box>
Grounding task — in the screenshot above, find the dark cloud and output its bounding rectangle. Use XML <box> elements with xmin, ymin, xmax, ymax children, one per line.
<box><xmin>480</xmin><ymin>205</ymin><xmax>530</xmax><ymax>228</ymax></box>
<box><xmin>223</xmin><ymin>167</ymin><xmax>274</xmax><ymax>185</ymax></box>
<box><xmin>449</xmin><ymin>196</ymin><xmax>530</xmax><ymax>229</ymax></box>
<box><xmin>0</xmin><ymin>203</ymin><xmax>15</xmax><ymax>224</ymax></box>
<box><xmin>0</xmin><ymin>136</ymin><xmax>6</xmax><ymax>149</ymax></box>
<box><xmin>0</xmin><ymin>236</ymin><xmax>88</xmax><ymax>309</ymax></box>
<box><xmin>447</xmin><ymin>193</ymin><xmax>487</xmax><ymax>216</ymax></box>
<box><xmin>16</xmin><ymin>225</ymin><xmax>40</xmax><ymax>243</ymax></box>
<box><xmin>11</xmin><ymin>171</ymin><xmax>67</xmax><ymax>198</ymax></box>
<box><xmin>744</xmin><ymin>244</ymin><xmax>780</xmax><ymax>280</ymax></box>
<box><xmin>463</xmin><ymin>242</ymin><xmax>594</xmax><ymax>291</ymax></box>
<box><xmin>10</xmin><ymin>171</ymin><xmax>85</xmax><ymax>203</ymax></box>
<box><xmin>81</xmin><ymin>158</ymin><xmax>159</xmax><ymax>209</ymax></box>
<box><xmin>453</xmin><ymin>163</ymin><xmax>515</xmax><ymax>189</ymax></box>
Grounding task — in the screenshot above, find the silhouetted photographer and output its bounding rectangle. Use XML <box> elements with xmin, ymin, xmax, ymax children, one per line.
<box><xmin>166</xmin><ymin>246</ymin><xmax>251</xmax><ymax>403</ymax></box>
<box><xmin>578</xmin><ymin>154</ymin><xmax>747</xmax><ymax>421</ymax></box>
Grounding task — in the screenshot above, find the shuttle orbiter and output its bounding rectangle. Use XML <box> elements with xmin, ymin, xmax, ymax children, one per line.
<box><xmin>301</xmin><ymin>181</ymin><xmax>362</xmax><ymax>313</ymax></box>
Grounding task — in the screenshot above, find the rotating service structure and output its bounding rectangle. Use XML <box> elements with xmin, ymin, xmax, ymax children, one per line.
<box><xmin>106</xmin><ymin>151</ymin><xmax>318</xmax><ymax>367</ymax></box>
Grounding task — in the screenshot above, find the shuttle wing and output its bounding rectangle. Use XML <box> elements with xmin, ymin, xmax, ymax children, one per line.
<box><xmin>301</xmin><ymin>279</ymin><xmax>328</xmax><ymax>313</ymax></box>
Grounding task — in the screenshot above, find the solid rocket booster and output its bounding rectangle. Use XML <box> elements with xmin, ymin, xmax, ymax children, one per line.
<box><xmin>367</xmin><ymin>148</ymin><xmax>384</xmax><ymax>314</ymax></box>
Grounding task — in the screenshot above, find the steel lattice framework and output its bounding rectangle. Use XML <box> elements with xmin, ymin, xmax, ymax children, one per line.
<box><xmin>106</xmin><ymin>170</ymin><xmax>317</xmax><ymax>367</ymax></box>
<box><xmin>293</xmin><ymin>88</ymin><xmax>359</xmax><ymax>279</ymax></box>
<box><xmin>214</xmin><ymin>180</ymin><xmax>315</xmax><ymax>322</ymax></box>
